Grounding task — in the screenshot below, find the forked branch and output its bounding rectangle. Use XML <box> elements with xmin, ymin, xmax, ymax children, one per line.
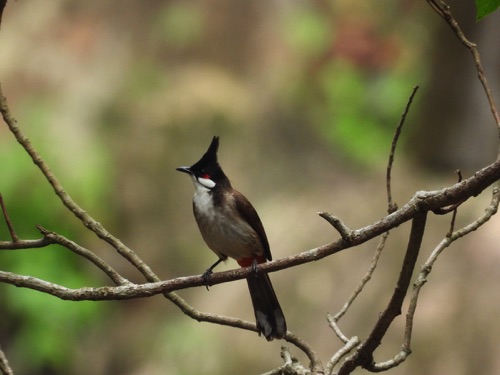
<box><xmin>1</xmin><ymin>1</ymin><xmax>500</xmax><ymax>374</ymax></box>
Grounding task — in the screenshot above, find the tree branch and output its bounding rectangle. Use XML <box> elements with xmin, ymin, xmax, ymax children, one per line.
<box><xmin>0</xmin><ymin>238</ymin><xmax>52</xmax><ymax>250</ymax></box>
<box><xmin>0</xmin><ymin>347</ymin><xmax>13</xmax><ymax>375</ymax></box>
<box><xmin>0</xmin><ymin>84</ymin><xmax>154</xmax><ymax>279</ymax></box>
<box><xmin>426</xmin><ymin>0</ymin><xmax>500</xmax><ymax>129</ymax></box>
<box><xmin>36</xmin><ymin>225</ymin><xmax>129</xmax><ymax>286</ymax></box>
<box><xmin>1</xmin><ymin>157</ymin><xmax>499</xmax><ymax>301</ymax></box>
<box><xmin>338</xmin><ymin>213</ymin><xmax>427</xmax><ymax>374</ymax></box>
<box><xmin>0</xmin><ymin>84</ymin><xmax>320</xmax><ymax>370</ymax></box>
<box><xmin>386</xmin><ymin>86</ymin><xmax>419</xmax><ymax>213</ymax></box>
<box><xmin>0</xmin><ymin>193</ymin><xmax>18</xmax><ymax>242</ymax></box>
<box><xmin>0</xmin><ymin>3</ymin><xmax>499</xmax><ymax>373</ymax></box>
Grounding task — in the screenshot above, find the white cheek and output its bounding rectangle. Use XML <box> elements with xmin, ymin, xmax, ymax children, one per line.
<box><xmin>197</xmin><ymin>177</ymin><xmax>216</xmax><ymax>189</ymax></box>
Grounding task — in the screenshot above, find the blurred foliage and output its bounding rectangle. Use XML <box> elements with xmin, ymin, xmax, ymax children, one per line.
<box><xmin>152</xmin><ymin>2</ymin><xmax>204</xmax><ymax>46</ymax></box>
<box><xmin>284</xmin><ymin>5</ymin><xmax>332</xmax><ymax>58</ymax></box>
<box><xmin>0</xmin><ymin>2</ymin><xmax>427</xmax><ymax>373</ymax></box>
<box><xmin>283</xmin><ymin>4</ymin><xmax>424</xmax><ymax>167</ymax></box>
<box><xmin>0</xmin><ymin>95</ymin><xmax>111</xmax><ymax>372</ymax></box>
<box><xmin>1</xmin><ymin>1</ymin><xmax>498</xmax><ymax>375</ymax></box>
<box><xmin>314</xmin><ymin>63</ymin><xmax>414</xmax><ymax>165</ymax></box>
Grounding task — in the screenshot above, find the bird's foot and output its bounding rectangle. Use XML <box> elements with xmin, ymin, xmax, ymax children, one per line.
<box><xmin>202</xmin><ymin>269</ymin><xmax>213</xmax><ymax>291</ymax></box>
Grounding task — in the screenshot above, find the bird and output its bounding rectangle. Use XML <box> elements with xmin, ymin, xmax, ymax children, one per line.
<box><xmin>176</xmin><ymin>136</ymin><xmax>287</xmax><ymax>341</ymax></box>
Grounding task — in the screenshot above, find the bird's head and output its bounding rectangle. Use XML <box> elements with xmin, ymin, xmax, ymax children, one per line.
<box><xmin>176</xmin><ymin>136</ymin><xmax>228</xmax><ymax>190</ymax></box>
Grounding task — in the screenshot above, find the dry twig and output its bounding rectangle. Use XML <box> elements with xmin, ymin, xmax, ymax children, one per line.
<box><xmin>1</xmin><ymin>2</ymin><xmax>500</xmax><ymax>374</ymax></box>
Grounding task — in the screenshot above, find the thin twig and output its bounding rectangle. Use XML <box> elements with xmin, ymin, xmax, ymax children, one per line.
<box><xmin>386</xmin><ymin>86</ymin><xmax>419</xmax><ymax>214</ymax></box>
<box><xmin>0</xmin><ymin>238</ymin><xmax>52</xmax><ymax>250</ymax></box>
<box><xmin>0</xmin><ymin>114</ymin><xmax>498</xmax><ymax>375</ymax></box>
<box><xmin>36</xmin><ymin>225</ymin><xmax>130</xmax><ymax>286</ymax></box>
<box><xmin>404</xmin><ymin>183</ymin><xmax>499</xmax><ymax>358</ymax></box>
<box><xmin>262</xmin><ymin>347</ymin><xmax>312</xmax><ymax>375</ymax></box>
<box><xmin>0</xmin><ymin>85</ymin><xmax>152</xmax><ymax>277</ymax></box>
<box><xmin>0</xmin><ymin>346</ymin><xmax>14</xmax><ymax>375</ymax></box>
<box><xmin>0</xmin><ymin>86</ymin><xmax>320</xmax><ymax>369</ymax></box>
<box><xmin>328</xmin><ymin>232</ymin><xmax>388</xmax><ymax>342</ymax></box>
<box><xmin>327</xmin><ymin>337</ymin><xmax>360</xmax><ymax>375</ymax></box>
<box><xmin>368</xmin><ymin>348</ymin><xmax>412</xmax><ymax>372</ymax></box>
<box><xmin>284</xmin><ymin>333</ymin><xmax>324</xmax><ymax>373</ymax></box>
<box><xmin>0</xmin><ymin>194</ymin><xmax>18</xmax><ymax>242</ymax></box>
<box><xmin>0</xmin><ymin>3</ymin><xmax>497</xmax><ymax>374</ymax></box>
<box><xmin>1</xmin><ymin>160</ymin><xmax>500</xmax><ymax>298</ymax></box>
<box><xmin>367</xmin><ymin>4</ymin><xmax>500</xmax><ymax>372</ymax></box>
<box><xmin>426</xmin><ymin>0</ymin><xmax>500</xmax><ymax>129</ymax></box>
<box><xmin>446</xmin><ymin>169</ymin><xmax>462</xmax><ymax>236</ymax></box>
<box><xmin>318</xmin><ymin>212</ymin><xmax>353</xmax><ymax>241</ymax></box>
<box><xmin>328</xmin><ymin>89</ymin><xmax>420</xmax><ymax>372</ymax></box>
<box><xmin>338</xmin><ymin>213</ymin><xmax>428</xmax><ymax>375</ymax></box>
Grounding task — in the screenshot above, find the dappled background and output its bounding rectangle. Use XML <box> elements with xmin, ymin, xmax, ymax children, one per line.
<box><xmin>0</xmin><ymin>1</ymin><xmax>499</xmax><ymax>374</ymax></box>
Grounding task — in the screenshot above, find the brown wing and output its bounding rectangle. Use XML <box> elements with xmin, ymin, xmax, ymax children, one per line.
<box><xmin>232</xmin><ymin>189</ymin><xmax>272</xmax><ymax>261</ymax></box>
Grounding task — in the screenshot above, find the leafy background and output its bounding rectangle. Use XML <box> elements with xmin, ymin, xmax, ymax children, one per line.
<box><xmin>0</xmin><ymin>1</ymin><xmax>499</xmax><ymax>374</ymax></box>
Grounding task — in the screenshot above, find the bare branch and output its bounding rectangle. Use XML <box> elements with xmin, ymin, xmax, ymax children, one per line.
<box><xmin>367</xmin><ymin>349</ymin><xmax>412</xmax><ymax>373</ymax></box>
<box><xmin>0</xmin><ymin>238</ymin><xmax>52</xmax><ymax>250</ymax></box>
<box><xmin>327</xmin><ymin>88</ymin><xmax>420</xmax><ymax>370</ymax></box>
<box><xmin>0</xmin><ymin>85</ymin><xmax>154</xmax><ymax>280</ymax></box>
<box><xmin>388</xmin><ymin>7</ymin><xmax>500</xmax><ymax>372</ymax></box>
<box><xmin>386</xmin><ymin>86</ymin><xmax>419</xmax><ymax>213</ymax></box>
<box><xmin>0</xmin><ymin>194</ymin><xmax>18</xmax><ymax>242</ymax></box>
<box><xmin>0</xmin><ymin>86</ymin><xmax>321</xmax><ymax>368</ymax></box>
<box><xmin>445</xmin><ymin>169</ymin><xmax>462</xmax><ymax>236</ymax></box>
<box><xmin>0</xmin><ymin>347</ymin><xmax>13</xmax><ymax>375</ymax></box>
<box><xmin>262</xmin><ymin>347</ymin><xmax>313</xmax><ymax>375</ymax></box>
<box><xmin>327</xmin><ymin>232</ymin><xmax>387</xmax><ymax>344</ymax></box>
<box><xmin>36</xmin><ymin>225</ymin><xmax>129</xmax><ymax>286</ymax></box>
<box><xmin>318</xmin><ymin>213</ymin><xmax>353</xmax><ymax>241</ymax></box>
<box><xmin>327</xmin><ymin>337</ymin><xmax>360</xmax><ymax>375</ymax></box>
<box><xmin>0</xmin><ymin>134</ymin><xmax>498</xmax><ymax>373</ymax></box>
<box><xmin>406</xmin><ymin>183</ymin><xmax>500</xmax><ymax>348</ymax></box>
<box><xmin>1</xmin><ymin>158</ymin><xmax>500</xmax><ymax>299</ymax></box>
<box><xmin>396</xmin><ymin>184</ymin><xmax>500</xmax><ymax>375</ymax></box>
<box><xmin>0</xmin><ymin>2</ymin><xmax>497</xmax><ymax>374</ymax></box>
<box><xmin>284</xmin><ymin>333</ymin><xmax>324</xmax><ymax>374</ymax></box>
<box><xmin>338</xmin><ymin>213</ymin><xmax>427</xmax><ymax>374</ymax></box>
<box><xmin>426</xmin><ymin>0</ymin><xmax>500</xmax><ymax>129</ymax></box>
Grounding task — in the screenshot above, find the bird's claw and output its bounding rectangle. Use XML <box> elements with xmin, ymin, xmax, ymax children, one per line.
<box><xmin>202</xmin><ymin>269</ymin><xmax>213</xmax><ymax>290</ymax></box>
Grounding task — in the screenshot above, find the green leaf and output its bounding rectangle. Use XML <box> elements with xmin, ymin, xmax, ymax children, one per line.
<box><xmin>475</xmin><ymin>0</ymin><xmax>500</xmax><ymax>21</ymax></box>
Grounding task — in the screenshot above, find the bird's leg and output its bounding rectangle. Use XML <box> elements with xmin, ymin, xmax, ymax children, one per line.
<box><xmin>202</xmin><ymin>258</ymin><xmax>224</xmax><ymax>290</ymax></box>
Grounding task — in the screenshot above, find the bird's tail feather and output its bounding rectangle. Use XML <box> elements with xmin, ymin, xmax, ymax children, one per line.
<box><xmin>246</xmin><ymin>272</ymin><xmax>287</xmax><ymax>341</ymax></box>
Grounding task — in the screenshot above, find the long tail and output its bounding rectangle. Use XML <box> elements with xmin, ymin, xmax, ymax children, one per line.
<box><xmin>246</xmin><ymin>272</ymin><xmax>287</xmax><ymax>341</ymax></box>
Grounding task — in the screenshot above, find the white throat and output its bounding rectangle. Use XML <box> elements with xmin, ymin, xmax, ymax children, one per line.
<box><xmin>191</xmin><ymin>176</ymin><xmax>215</xmax><ymax>218</ymax></box>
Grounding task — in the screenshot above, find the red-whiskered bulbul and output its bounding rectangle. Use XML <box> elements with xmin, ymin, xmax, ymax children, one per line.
<box><xmin>176</xmin><ymin>136</ymin><xmax>287</xmax><ymax>341</ymax></box>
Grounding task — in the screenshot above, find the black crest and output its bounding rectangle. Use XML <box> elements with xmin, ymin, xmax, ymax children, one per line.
<box><xmin>192</xmin><ymin>136</ymin><xmax>219</xmax><ymax>169</ymax></box>
<box><xmin>176</xmin><ymin>136</ymin><xmax>229</xmax><ymax>187</ymax></box>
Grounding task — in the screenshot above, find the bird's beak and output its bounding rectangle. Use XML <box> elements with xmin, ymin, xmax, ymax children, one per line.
<box><xmin>176</xmin><ymin>166</ymin><xmax>192</xmax><ymax>174</ymax></box>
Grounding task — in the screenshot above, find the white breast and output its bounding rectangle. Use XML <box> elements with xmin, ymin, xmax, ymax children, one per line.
<box><xmin>192</xmin><ymin>185</ymin><xmax>261</xmax><ymax>261</ymax></box>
